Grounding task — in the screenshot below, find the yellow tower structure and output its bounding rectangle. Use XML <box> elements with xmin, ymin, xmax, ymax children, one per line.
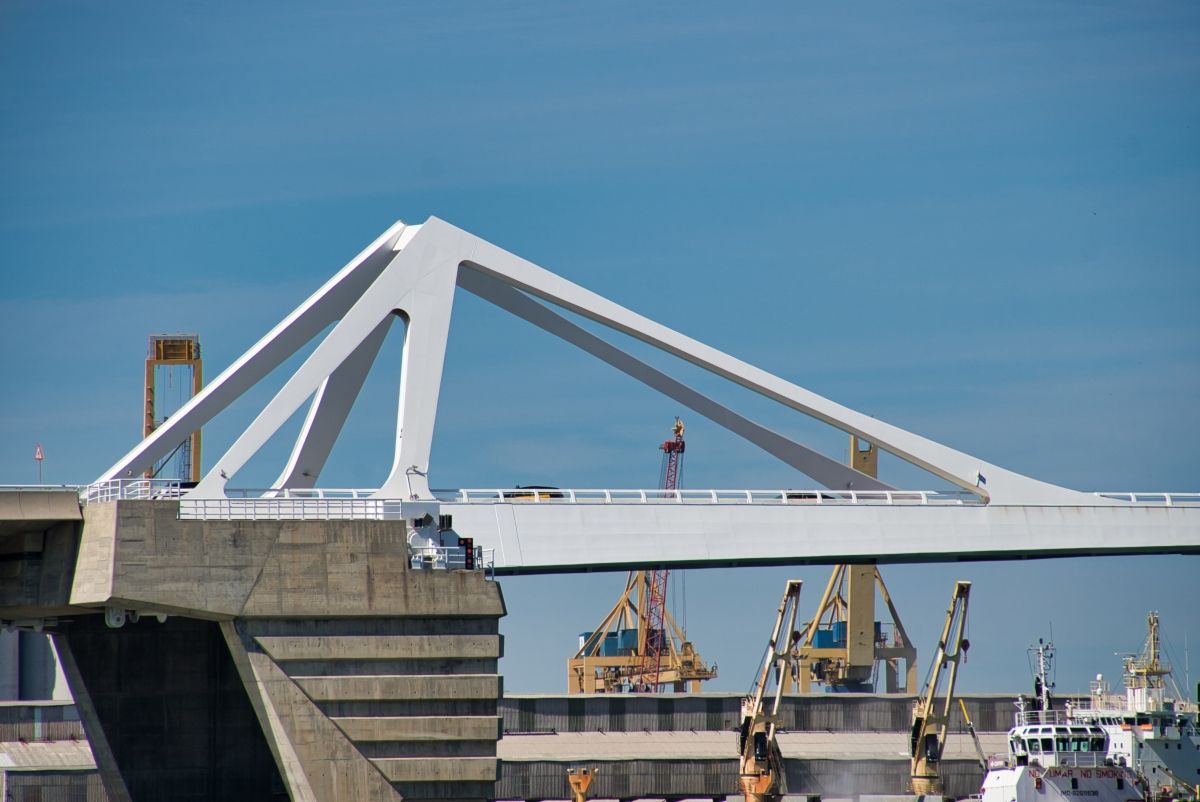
<box><xmin>567</xmin><ymin>570</ymin><xmax>717</xmax><ymax>693</ymax></box>
<box><xmin>789</xmin><ymin>436</ymin><xmax>917</xmax><ymax>693</ymax></box>
<box><xmin>143</xmin><ymin>334</ymin><xmax>203</xmax><ymax>483</ymax></box>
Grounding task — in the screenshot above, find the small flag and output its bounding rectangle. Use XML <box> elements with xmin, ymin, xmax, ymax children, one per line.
<box><xmin>976</xmin><ymin>471</ymin><xmax>986</xmax><ymax>486</ymax></box>
<box><xmin>34</xmin><ymin>444</ymin><xmax>44</xmax><ymax>461</ymax></box>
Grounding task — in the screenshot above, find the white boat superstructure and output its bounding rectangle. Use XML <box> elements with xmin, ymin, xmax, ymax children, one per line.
<box><xmin>977</xmin><ymin>638</ymin><xmax>1148</xmax><ymax>802</ymax></box>
<box><xmin>1063</xmin><ymin>613</ymin><xmax>1200</xmax><ymax>800</ymax></box>
<box><xmin>982</xmin><ymin>618</ymin><xmax>1200</xmax><ymax>802</ymax></box>
<box><xmin>979</xmin><ymin>706</ymin><xmax>1145</xmax><ymax>802</ymax></box>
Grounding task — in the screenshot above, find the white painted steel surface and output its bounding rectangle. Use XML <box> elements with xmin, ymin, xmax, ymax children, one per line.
<box><xmin>96</xmin><ymin>217</ymin><xmax>1115</xmax><ymax>506</ymax></box>
<box><xmin>59</xmin><ymin>481</ymin><xmax>1200</xmax><ymax>572</ymax></box>
<box><xmin>81</xmin><ymin>217</ymin><xmax>1199</xmax><ymax>569</ymax></box>
<box><xmin>442</xmin><ymin>499</ymin><xmax>1200</xmax><ymax>574</ymax></box>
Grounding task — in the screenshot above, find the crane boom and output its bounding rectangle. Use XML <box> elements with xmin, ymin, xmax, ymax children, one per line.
<box><xmin>738</xmin><ymin>579</ymin><xmax>803</xmax><ymax>802</ymax></box>
<box><xmin>958</xmin><ymin>697</ymin><xmax>988</xmax><ymax>771</ymax></box>
<box><xmin>910</xmin><ymin>580</ymin><xmax>971</xmax><ymax>795</ymax></box>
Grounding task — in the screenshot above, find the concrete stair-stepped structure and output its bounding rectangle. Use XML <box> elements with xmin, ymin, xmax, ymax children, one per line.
<box><xmin>247</xmin><ymin>623</ymin><xmax>504</xmax><ymax>794</ymax></box>
<box><xmin>0</xmin><ymin>491</ymin><xmax>506</xmax><ymax>802</ymax></box>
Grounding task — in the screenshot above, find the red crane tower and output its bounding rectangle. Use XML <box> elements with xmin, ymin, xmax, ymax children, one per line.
<box><xmin>567</xmin><ymin>417</ymin><xmax>716</xmax><ymax>694</ymax></box>
<box><xmin>636</xmin><ymin>417</ymin><xmax>685</xmax><ymax>691</ymax></box>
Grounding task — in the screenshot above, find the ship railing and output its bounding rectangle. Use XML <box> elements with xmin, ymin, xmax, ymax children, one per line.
<box><xmin>1094</xmin><ymin>491</ymin><xmax>1200</xmax><ymax>505</ymax></box>
<box><xmin>1073</xmin><ymin>693</ymin><xmax>1129</xmax><ymax>712</ymax></box>
<box><xmin>1051</xmin><ymin>754</ymin><xmax>1109</xmax><ymax>768</ymax></box>
<box><xmin>1016</xmin><ymin>709</ymin><xmax>1071</xmax><ymax>726</ymax></box>
<box><xmin>1012</xmin><ymin>754</ymin><xmax>1110</xmax><ymax>769</ymax></box>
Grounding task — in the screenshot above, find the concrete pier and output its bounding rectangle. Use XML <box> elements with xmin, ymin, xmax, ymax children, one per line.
<box><xmin>1</xmin><ymin>493</ymin><xmax>506</xmax><ymax>802</ymax></box>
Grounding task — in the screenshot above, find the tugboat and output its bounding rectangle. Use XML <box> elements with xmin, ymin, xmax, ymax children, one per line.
<box><xmin>979</xmin><ymin>639</ymin><xmax>1145</xmax><ymax>802</ymax></box>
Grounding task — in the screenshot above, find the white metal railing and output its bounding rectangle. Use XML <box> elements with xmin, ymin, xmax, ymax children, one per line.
<box><xmin>443</xmin><ymin>488</ymin><xmax>982</xmax><ymax>506</ymax></box>
<box><xmin>80</xmin><ymin>478</ymin><xmax>183</xmax><ymax>503</ymax></box>
<box><xmin>67</xmin><ymin>481</ymin><xmax>1200</xmax><ymax>516</ymax></box>
<box><xmin>178</xmin><ymin>497</ymin><xmax>405</xmax><ymax>521</ymax></box>
<box><xmin>1016</xmin><ymin>709</ymin><xmax>1070</xmax><ymax>726</ymax></box>
<box><xmin>1094</xmin><ymin>491</ymin><xmax>1200</xmax><ymax>506</ymax></box>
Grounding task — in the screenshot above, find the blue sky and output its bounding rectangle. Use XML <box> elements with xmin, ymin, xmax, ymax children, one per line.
<box><xmin>1</xmin><ymin>2</ymin><xmax>1197</xmax><ymax>696</ymax></box>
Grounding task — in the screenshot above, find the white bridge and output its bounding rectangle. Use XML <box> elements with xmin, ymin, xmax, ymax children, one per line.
<box><xmin>90</xmin><ymin>217</ymin><xmax>1200</xmax><ymax>573</ymax></box>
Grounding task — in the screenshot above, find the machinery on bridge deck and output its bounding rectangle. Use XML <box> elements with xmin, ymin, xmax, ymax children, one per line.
<box><xmin>910</xmin><ymin>580</ymin><xmax>972</xmax><ymax>795</ymax></box>
<box><xmin>568</xmin><ymin>418</ymin><xmax>717</xmax><ymax>693</ymax></box>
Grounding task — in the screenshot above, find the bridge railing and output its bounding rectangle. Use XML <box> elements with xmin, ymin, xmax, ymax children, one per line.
<box><xmin>442</xmin><ymin>488</ymin><xmax>983</xmax><ymax>505</ymax></box>
<box><xmin>1094</xmin><ymin>491</ymin><xmax>1200</xmax><ymax>506</ymax></box>
<box><xmin>178</xmin><ymin>496</ymin><xmax>405</xmax><ymax>521</ymax></box>
<box><xmin>80</xmin><ymin>478</ymin><xmax>183</xmax><ymax>503</ymax></box>
<box><xmin>69</xmin><ymin>481</ymin><xmax>1200</xmax><ymax>517</ymax></box>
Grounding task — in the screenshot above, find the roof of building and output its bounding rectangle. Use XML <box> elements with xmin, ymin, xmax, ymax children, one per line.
<box><xmin>0</xmin><ymin>739</ymin><xmax>95</xmax><ymax>771</ymax></box>
<box><xmin>498</xmin><ymin>730</ymin><xmax>1007</xmax><ymax>762</ymax></box>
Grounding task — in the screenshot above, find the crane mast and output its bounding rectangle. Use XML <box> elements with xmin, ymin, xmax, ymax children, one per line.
<box><xmin>635</xmin><ymin>417</ymin><xmax>685</xmax><ymax>691</ymax></box>
<box><xmin>567</xmin><ymin>418</ymin><xmax>716</xmax><ymax>694</ymax></box>
<box><xmin>910</xmin><ymin>580</ymin><xmax>971</xmax><ymax>795</ymax></box>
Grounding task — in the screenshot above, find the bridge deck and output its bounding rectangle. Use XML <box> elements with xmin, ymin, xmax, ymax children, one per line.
<box><xmin>12</xmin><ymin>482</ymin><xmax>1191</xmax><ymax>575</ymax></box>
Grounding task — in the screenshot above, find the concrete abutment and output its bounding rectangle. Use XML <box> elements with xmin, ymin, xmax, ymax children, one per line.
<box><xmin>2</xmin><ymin>495</ymin><xmax>506</xmax><ymax>802</ymax></box>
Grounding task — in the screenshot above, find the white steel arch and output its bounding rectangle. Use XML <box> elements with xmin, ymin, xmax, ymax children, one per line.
<box><xmin>99</xmin><ymin>217</ymin><xmax>1111</xmax><ymax>506</ymax></box>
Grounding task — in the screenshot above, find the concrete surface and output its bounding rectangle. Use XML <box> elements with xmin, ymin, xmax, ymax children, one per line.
<box><xmin>1</xmin><ymin>499</ymin><xmax>508</xmax><ymax>802</ymax></box>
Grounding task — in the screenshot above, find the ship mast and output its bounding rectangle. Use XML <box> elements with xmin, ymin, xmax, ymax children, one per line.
<box><xmin>1124</xmin><ymin>611</ymin><xmax>1171</xmax><ymax>711</ymax></box>
<box><xmin>1033</xmin><ymin>638</ymin><xmax>1055</xmax><ymax>712</ymax></box>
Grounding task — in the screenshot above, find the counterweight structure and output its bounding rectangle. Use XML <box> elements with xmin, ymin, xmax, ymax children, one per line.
<box><xmin>143</xmin><ymin>334</ymin><xmax>202</xmax><ymax>483</ymax></box>
<box><xmin>568</xmin><ymin>419</ymin><xmax>717</xmax><ymax>694</ymax></box>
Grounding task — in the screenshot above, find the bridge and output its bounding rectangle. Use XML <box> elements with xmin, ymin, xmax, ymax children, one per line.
<box><xmin>2</xmin><ymin>217</ymin><xmax>1197</xmax><ymax>802</ymax></box>
<box><xmin>74</xmin><ymin>479</ymin><xmax>1200</xmax><ymax>573</ymax></box>
<box><xmin>87</xmin><ymin>216</ymin><xmax>1200</xmax><ymax>564</ymax></box>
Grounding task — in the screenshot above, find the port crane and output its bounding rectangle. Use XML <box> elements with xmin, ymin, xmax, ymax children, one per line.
<box><xmin>737</xmin><ymin>579</ymin><xmax>803</xmax><ymax>802</ymax></box>
<box><xmin>143</xmin><ymin>333</ymin><xmax>203</xmax><ymax>482</ymax></box>
<box><xmin>910</xmin><ymin>580</ymin><xmax>972</xmax><ymax>795</ymax></box>
<box><xmin>792</xmin><ymin>437</ymin><xmax>917</xmax><ymax>693</ymax></box>
<box><xmin>567</xmin><ymin>419</ymin><xmax>717</xmax><ymax>693</ymax></box>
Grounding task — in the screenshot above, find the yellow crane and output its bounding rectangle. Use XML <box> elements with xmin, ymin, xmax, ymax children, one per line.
<box><xmin>567</xmin><ymin>570</ymin><xmax>717</xmax><ymax>693</ymax></box>
<box><xmin>910</xmin><ymin>580</ymin><xmax>972</xmax><ymax>795</ymax></box>
<box><xmin>737</xmin><ymin>579</ymin><xmax>804</xmax><ymax>802</ymax></box>
<box><xmin>790</xmin><ymin>437</ymin><xmax>917</xmax><ymax>693</ymax></box>
<box><xmin>143</xmin><ymin>333</ymin><xmax>203</xmax><ymax>482</ymax></box>
<box><xmin>566</xmin><ymin>767</ymin><xmax>597</xmax><ymax>802</ymax></box>
<box><xmin>958</xmin><ymin>697</ymin><xmax>988</xmax><ymax>772</ymax></box>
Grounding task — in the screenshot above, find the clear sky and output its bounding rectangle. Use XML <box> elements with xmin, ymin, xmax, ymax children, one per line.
<box><xmin>1</xmin><ymin>3</ymin><xmax>1197</xmax><ymax>697</ymax></box>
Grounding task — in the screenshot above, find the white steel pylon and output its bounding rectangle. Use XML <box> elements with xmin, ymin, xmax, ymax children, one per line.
<box><xmin>99</xmin><ymin>217</ymin><xmax>1101</xmax><ymax>505</ymax></box>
